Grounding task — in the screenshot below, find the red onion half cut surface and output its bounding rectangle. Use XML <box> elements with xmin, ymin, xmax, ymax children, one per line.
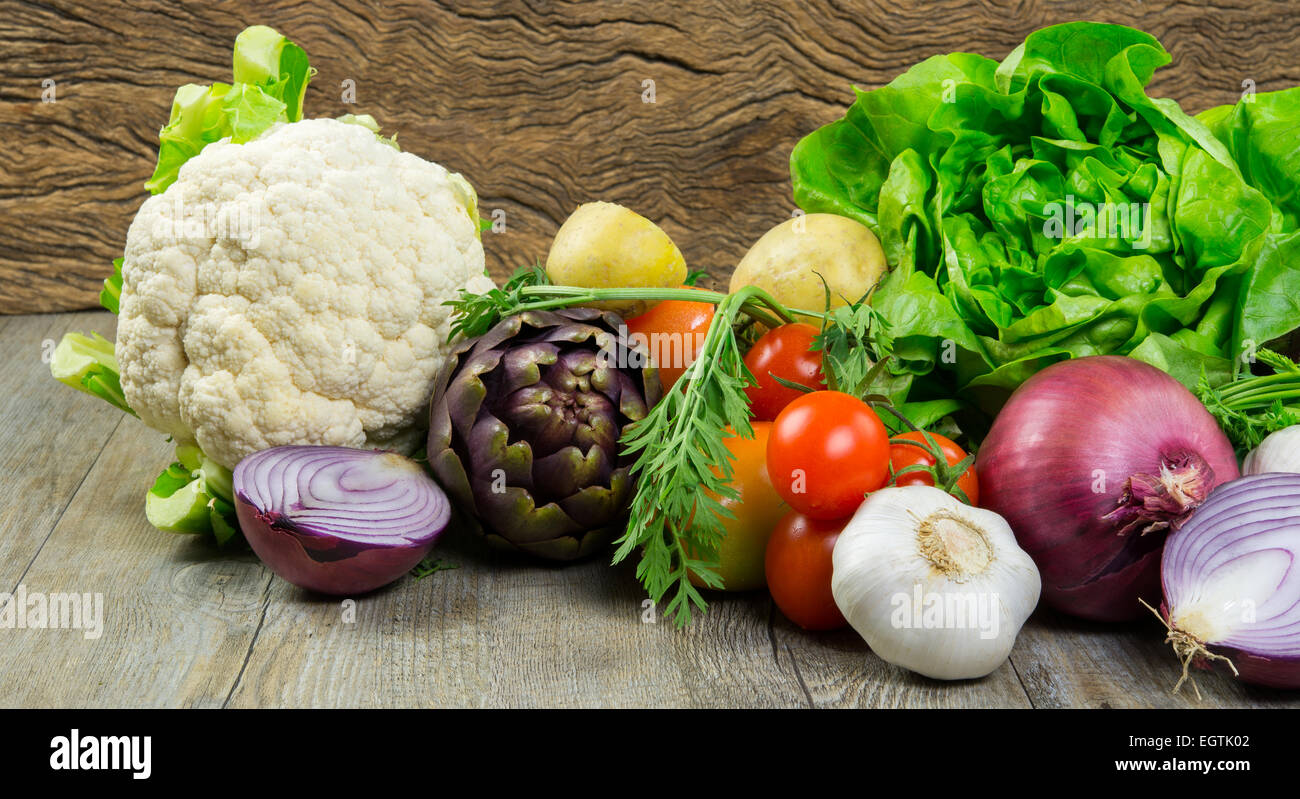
<box><xmin>233</xmin><ymin>446</ymin><xmax>451</xmax><ymax>595</ymax></box>
<box><xmin>1159</xmin><ymin>473</ymin><xmax>1300</xmax><ymax>691</ymax></box>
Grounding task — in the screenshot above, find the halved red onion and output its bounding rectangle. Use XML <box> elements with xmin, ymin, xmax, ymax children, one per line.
<box><xmin>1158</xmin><ymin>473</ymin><xmax>1300</xmax><ymax>691</ymax></box>
<box><xmin>233</xmin><ymin>446</ymin><xmax>451</xmax><ymax>595</ymax></box>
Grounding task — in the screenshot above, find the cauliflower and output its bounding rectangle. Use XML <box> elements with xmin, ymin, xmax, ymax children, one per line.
<box><xmin>50</xmin><ymin>25</ymin><xmax>498</xmax><ymax>541</ymax></box>
<box><xmin>116</xmin><ymin>117</ymin><xmax>495</xmax><ymax>469</ymax></box>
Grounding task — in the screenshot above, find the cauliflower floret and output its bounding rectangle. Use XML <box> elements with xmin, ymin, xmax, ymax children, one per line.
<box><xmin>116</xmin><ymin>117</ymin><xmax>495</xmax><ymax>469</ymax></box>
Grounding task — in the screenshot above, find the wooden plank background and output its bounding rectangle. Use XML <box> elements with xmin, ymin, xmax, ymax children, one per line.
<box><xmin>3</xmin><ymin>0</ymin><xmax>1300</xmax><ymax>313</ymax></box>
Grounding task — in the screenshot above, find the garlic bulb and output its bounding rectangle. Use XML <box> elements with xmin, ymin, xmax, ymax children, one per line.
<box><xmin>830</xmin><ymin>486</ymin><xmax>1041</xmax><ymax>680</ymax></box>
<box><xmin>1242</xmin><ymin>426</ymin><xmax>1300</xmax><ymax>475</ymax></box>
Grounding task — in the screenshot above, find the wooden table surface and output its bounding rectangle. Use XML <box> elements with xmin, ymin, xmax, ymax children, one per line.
<box><xmin>2</xmin><ymin>311</ymin><xmax>1295</xmax><ymax>708</ymax></box>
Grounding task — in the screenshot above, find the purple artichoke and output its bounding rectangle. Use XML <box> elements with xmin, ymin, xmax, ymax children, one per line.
<box><xmin>428</xmin><ymin>308</ymin><xmax>661</xmax><ymax>560</ymax></box>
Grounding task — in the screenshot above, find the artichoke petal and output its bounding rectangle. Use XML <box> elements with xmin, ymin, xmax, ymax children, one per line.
<box><xmin>533</xmin><ymin>444</ymin><xmax>612</xmax><ymax>498</ymax></box>
<box><xmin>467</xmin><ymin>414</ymin><xmax>535</xmax><ymax>490</ymax></box>
<box><xmin>559</xmin><ymin>468</ymin><xmax>633</xmax><ymax>531</ymax></box>
<box><xmin>428</xmin><ymin>445</ymin><xmax>475</xmax><ymax>514</ymax></box>
<box><xmin>445</xmin><ymin>350</ymin><xmax>499</xmax><ymax>440</ymax></box>
<box><xmin>473</xmin><ymin>484</ymin><xmax>581</xmax><ymax>544</ymax></box>
<box><xmin>612</xmin><ymin>370</ymin><xmax>651</xmax><ymax>422</ymax></box>
<box><xmin>497</xmin><ymin>341</ymin><xmax>558</xmax><ymax>396</ymax></box>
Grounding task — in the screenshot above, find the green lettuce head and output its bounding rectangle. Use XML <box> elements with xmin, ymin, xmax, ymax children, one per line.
<box><xmin>792</xmin><ymin>21</ymin><xmax>1300</xmax><ymax>412</ymax></box>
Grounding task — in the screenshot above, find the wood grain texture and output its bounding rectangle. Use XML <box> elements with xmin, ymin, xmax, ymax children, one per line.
<box><xmin>225</xmin><ymin>519</ymin><xmax>1031</xmax><ymax>708</ymax></box>
<box><xmin>5</xmin><ymin>322</ymin><xmax>1298</xmax><ymax>709</ymax></box>
<box><xmin>4</xmin><ymin>0</ymin><xmax>1299</xmax><ymax>312</ymax></box>
<box><xmin>0</xmin><ymin>415</ymin><xmax>271</xmax><ymax>708</ymax></box>
<box><xmin>1010</xmin><ymin>609</ymin><xmax>1298</xmax><ymax>709</ymax></box>
<box><xmin>0</xmin><ymin>313</ymin><xmax>123</xmax><ymax>593</ymax></box>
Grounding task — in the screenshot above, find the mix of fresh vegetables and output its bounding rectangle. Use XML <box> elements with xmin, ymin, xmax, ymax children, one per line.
<box><xmin>48</xmin><ymin>22</ymin><xmax>1300</xmax><ymax>695</ymax></box>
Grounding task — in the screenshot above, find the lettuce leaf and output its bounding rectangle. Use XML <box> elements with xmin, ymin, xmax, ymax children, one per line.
<box><xmin>791</xmin><ymin>21</ymin><xmax>1300</xmax><ymax>415</ymax></box>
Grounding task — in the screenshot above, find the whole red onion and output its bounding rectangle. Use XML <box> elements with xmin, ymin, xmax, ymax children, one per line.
<box><xmin>975</xmin><ymin>356</ymin><xmax>1238</xmax><ymax>621</ymax></box>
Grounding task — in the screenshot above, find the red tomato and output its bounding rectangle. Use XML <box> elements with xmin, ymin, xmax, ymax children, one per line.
<box><xmin>765</xmin><ymin>510</ymin><xmax>847</xmax><ymax>631</ymax></box>
<box><xmin>889</xmin><ymin>431</ymin><xmax>979</xmax><ymax>505</ymax></box>
<box><xmin>766</xmin><ymin>391</ymin><xmax>890</xmax><ymax>520</ymax></box>
<box><xmin>624</xmin><ymin>289</ymin><xmax>715</xmax><ymax>391</ymax></box>
<box><xmin>743</xmin><ymin>323</ymin><xmax>825</xmax><ymax>421</ymax></box>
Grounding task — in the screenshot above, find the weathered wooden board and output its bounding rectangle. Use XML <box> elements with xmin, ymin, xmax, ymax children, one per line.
<box><xmin>5</xmin><ymin>316</ymin><xmax>1298</xmax><ymax>708</ymax></box>
<box><xmin>4</xmin><ymin>0</ymin><xmax>1299</xmax><ymax>312</ymax></box>
<box><xmin>0</xmin><ymin>415</ymin><xmax>269</xmax><ymax>708</ymax></box>
<box><xmin>226</xmin><ymin>545</ymin><xmax>698</xmax><ymax>709</ymax></box>
<box><xmin>1011</xmin><ymin>609</ymin><xmax>1297</xmax><ymax>709</ymax></box>
<box><xmin>226</xmin><ymin>544</ymin><xmax>1033</xmax><ymax>708</ymax></box>
<box><xmin>0</xmin><ymin>313</ymin><xmax>124</xmax><ymax>594</ymax></box>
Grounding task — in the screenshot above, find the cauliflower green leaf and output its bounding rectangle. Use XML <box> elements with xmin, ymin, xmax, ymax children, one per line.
<box><xmin>99</xmin><ymin>257</ymin><xmax>123</xmax><ymax>314</ymax></box>
<box><xmin>145</xmin><ymin>445</ymin><xmax>240</xmax><ymax>546</ymax></box>
<box><xmin>145</xmin><ymin>25</ymin><xmax>314</xmax><ymax>194</ymax></box>
<box><xmin>49</xmin><ymin>332</ymin><xmax>133</xmax><ymax>416</ymax></box>
<box><xmin>232</xmin><ymin>24</ymin><xmax>313</xmax><ymax>122</ymax></box>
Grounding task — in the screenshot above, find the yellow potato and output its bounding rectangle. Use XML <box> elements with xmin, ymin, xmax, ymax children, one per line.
<box><xmin>545</xmin><ymin>201</ymin><xmax>687</xmax><ymax>317</ymax></box>
<box><xmin>730</xmin><ymin>213</ymin><xmax>887</xmax><ymax>321</ymax></box>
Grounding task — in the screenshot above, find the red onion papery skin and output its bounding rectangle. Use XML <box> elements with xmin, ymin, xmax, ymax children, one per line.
<box><xmin>233</xmin><ymin>446</ymin><xmax>450</xmax><ymax>595</ymax></box>
<box><xmin>1161</xmin><ymin>473</ymin><xmax>1300</xmax><ymax>689</ymax></box>
<box><xmin>975</xmin><ymin>356</ymin><xmax>1239</xmax><ymax>621</ymax></box>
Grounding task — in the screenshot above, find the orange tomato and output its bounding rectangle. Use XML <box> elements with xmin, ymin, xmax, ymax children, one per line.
<box><xmin>624</xmin><ymin>287</ymin><xmax>715</xmax><ymax>391</ymax></box>
<box><xmin>687</xmin><ymin>422</ymin><xmax>788</xmax><ymax>591</ymax></box>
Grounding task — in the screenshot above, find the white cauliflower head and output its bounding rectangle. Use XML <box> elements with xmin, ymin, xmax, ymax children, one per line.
<box><xmin>116</xmin><ymin>117</ymin><xmax>496</xmax><ymax>469</ymax></box>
